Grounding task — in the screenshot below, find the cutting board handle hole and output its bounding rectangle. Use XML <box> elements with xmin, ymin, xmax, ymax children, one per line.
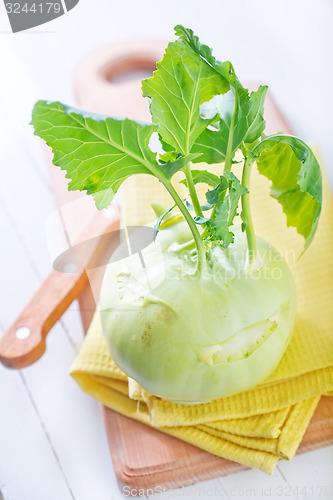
<box><xmin>104</xmin><ymin>57</ymin><xmax>156</xmax><ymax>85</ymax></box>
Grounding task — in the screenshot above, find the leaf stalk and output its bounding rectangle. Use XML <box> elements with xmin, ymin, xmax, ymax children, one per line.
<box><xmin>164</xmin><ymin>180</ymin><xmax>206</xmax><ymax>275</ymax></box>
<box><xmin>183</xmin><ymin>162</ymin><xmax>204</xmax><ymax>218</ymax></box>
<box><xmin>241</xmin><ymin>147</ymin><xmax>257</xmax><ymax>267</ymax></box>
<box><xmin>223</xmin><ymin>89</ymin><xmax>238</xmax><ymax>172</ymax></box>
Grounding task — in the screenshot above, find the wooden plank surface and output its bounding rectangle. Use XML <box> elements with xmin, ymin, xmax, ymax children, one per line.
<box><xmin>102</xmin><ymin>398</ymin><xmax>333</xmax><ymax>491</ymax></box>
<box><xmin>0</xmin><ymin>39</ymin><xmax>122</xmax><ymax>500</ymax></box>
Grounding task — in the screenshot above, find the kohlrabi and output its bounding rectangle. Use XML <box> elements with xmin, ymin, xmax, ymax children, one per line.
<box><xmin>31</xmin><ymin>25</ymin><xmax>322</xmax><ymax>403</ymax></box>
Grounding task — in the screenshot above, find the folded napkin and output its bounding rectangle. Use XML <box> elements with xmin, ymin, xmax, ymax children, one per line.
<box><xmin>70</xmin><ymin>148</ymin><xmax>333</xmax><ymax>474</ymax></box>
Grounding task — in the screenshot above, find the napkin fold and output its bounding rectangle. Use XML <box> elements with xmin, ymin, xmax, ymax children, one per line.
<box><xmin>70</xmin><ymin>148</ymin><xmax>333</xmax><ymax>474</ymax></box>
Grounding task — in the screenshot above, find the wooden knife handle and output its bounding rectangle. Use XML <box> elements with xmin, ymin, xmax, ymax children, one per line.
<box><xmin>0</xmin><ymin>269</ymin><xmax>88</xmax><ymax>369</ymax></box>
<box><xmin>0</xmin><ymin>209</ymin><xmax>120</xmax><ymax>369</ymax></box>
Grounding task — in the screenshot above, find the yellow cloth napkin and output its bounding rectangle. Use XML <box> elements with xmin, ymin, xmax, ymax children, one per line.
<box><xmin>70</xmin><ymin>147</ymin><xmax>333</xmax><ymax>474</ymax></box>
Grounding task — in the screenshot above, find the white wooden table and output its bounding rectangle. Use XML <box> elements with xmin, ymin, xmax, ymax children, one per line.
<box><xmin>0</xmin><ymin>1</ymin><xmax>332</xmax><ymax>498</ymax></box>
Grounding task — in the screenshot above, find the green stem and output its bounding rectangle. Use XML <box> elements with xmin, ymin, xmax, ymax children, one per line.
<box><xmin>209</xmin><ymin>204</ymin><xmax>217</xmax><ymax>222</ymax></box>
<box><xmin>241</xmin><ymin>149</ymin><xmax>257</xmax><ymax>267</ymax></box>
<box><xmin>164</xmin><ymin>180</ymin><xmax>206</xmax><ymax>275</ymax></box>
<box><xmin>200</xmin><ymin>226</ymin><xmax>209</xmax><ymax>239</ymax></box>
<box><xmin>183</xmin><ymin>162</ymin><xmax>204</xmax><ymax>218</ymax></box>
<box><xmin>140</xmin><ymin>151</ymin><xmax>206</xmax><ymax>273</ymax></box>
<box><xmin>223</xmin><ymin>90</ymin><xmax>238</xmax><ymax>172</ymax></box>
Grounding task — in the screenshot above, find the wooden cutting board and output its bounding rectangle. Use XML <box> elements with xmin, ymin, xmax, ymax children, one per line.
<box><xmin>50</xmin><ymin>40</ymin><xmax>333</xmax><ymax>493</ymax></box>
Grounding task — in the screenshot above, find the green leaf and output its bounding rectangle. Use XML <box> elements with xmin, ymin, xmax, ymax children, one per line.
<box><xmin>186</xmin><ymin>201</ymin><xmax>213</xmax><ymax>212</ymax></box>
<box><xmin>180</xmin><ymin>169</ymin><xmax>220</xmax><ymax>188</ymax></box>
<box><xmin>174</xmin><ymin>24</ymin><xmax>236</xmax><ymax>85</ymax></box>
<box><xmin>154</xmin><ymin>203</ymin><xmax>177</xmax><ymax>236</ymax></box>
<box><xmin>190</xmin><ymin>126</ymin><xmax>228</xmax><ymax>164</ymax></box>
<box><xmin>253</xmin><ymin>134</ymin><xmax>322</xmax><ymax>250</ymax></box>
<box><xmin>206</xmin><ymin>176</ymin><xmax>229</xmax><ymax>204</ymax></box>
<box><xmin>142</xmin><ymin>38</ymin><xmax>229</xmax><ymax>156</ymax></box>
<box><xmin>160</xmin><ymin>153</ymin><xmax>202</xmax><ymax>178</ymax></box>
<box><xmin>194</xmin><ymin>216</ymin><xmax>210</xmax><ymax>224</ymax></box>
<box><xmin>210</xmin><ymin>171</ymin><xmax>248</xmax><ymax>248</ymax></box>
<box><xmin>175</xmin><ymin>25</ymin><xmax>268</xmax><ymax>164</ymax></box>
<box><xmin>31</xmin><ymin>101</ymin><xmax>169</xmax><ymax>210</ymax></box>
<box><xmin>193</xmin><ymin>85</ymin><xmax>267</xmax><ymax>164</ymax></box>
<box><xmin>244</xmin><ymin>86</ymin><xmax>268</xmax><ymax>144</ymax></box>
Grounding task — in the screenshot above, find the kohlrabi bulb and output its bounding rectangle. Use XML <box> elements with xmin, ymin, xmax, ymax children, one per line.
<box><xmin>99</xmin><ymin>221</ymin><xmax>297</xmax><ymax>403</ymax></box>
